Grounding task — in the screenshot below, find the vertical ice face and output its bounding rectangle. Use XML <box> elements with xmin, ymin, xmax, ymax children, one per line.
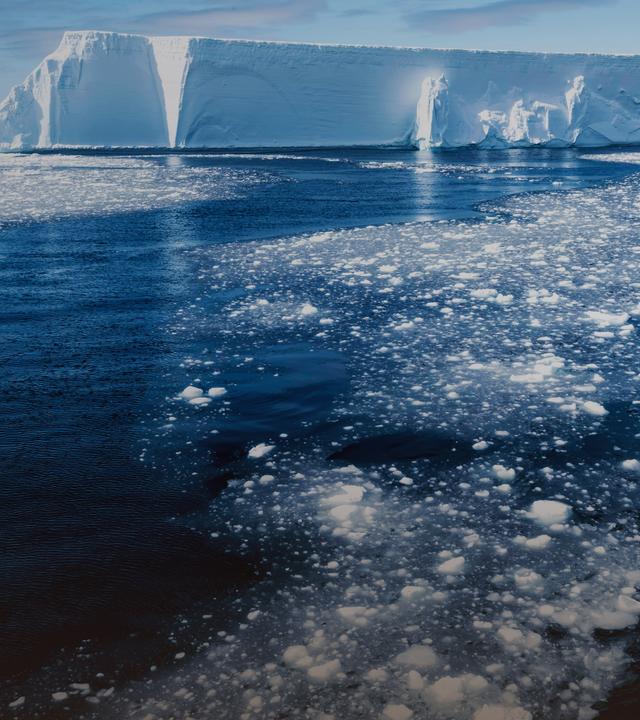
<box><xmin>414</xmin><ymin>75</ymin><xmax>449</xmax><ymax>149</ymax></box>
<box><xmin>0</xmin><ymin>31</ymin><xmax>170</xmax><ymax>148</ymax></box>
<box><xmin>3</xmin><ymin>33</ymin><xmax>640</xmax><ymax>149</ymax></box>
<box><xmin>52</xmin><ymin>32</ymin><xmax>169</xmax><ymax>147</ymax></box>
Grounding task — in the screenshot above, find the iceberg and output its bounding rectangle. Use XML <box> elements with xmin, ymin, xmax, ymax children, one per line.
<box><xmin>3</xmin><ymin>31</ymin><xmax>640</xmax><ymax>150</ymax></box>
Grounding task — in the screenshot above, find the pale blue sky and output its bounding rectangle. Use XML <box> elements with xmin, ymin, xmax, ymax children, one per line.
<box><xmin>1</xmin><ymin>0</ymin><xmax>638</xmax><ymax>98</ymax></box>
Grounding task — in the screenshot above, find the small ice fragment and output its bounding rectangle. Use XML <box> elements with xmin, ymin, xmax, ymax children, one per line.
<box><xmin>336</xmin><ymin>606</ymin><xmax>375</xmax><ymax>626</ymax></box>
<box><xmin>282</xmin><ymin>645</ymin><xmax>312</xmax><ymax>669</ymax></box>
<box><xmin>493</xmin><ymin>465</ymin><xmax>516</xmax><ymax>481</ymax></box>
<box><xmin>617</xmin><ymin>594</ymin><xmax>640</xmax><ymax>614</ymax></box>
<box><xmin>324</xmin><ymin>485</ymin><xmax>364</xmax><ymax>506</ymax></box>
<box><xmin>473</xmin><ymin>705</ymin><xmax>532</xmax><ymax>720</ymax></box>
<box><xmin>383</xmin><ymin>704</ymin><xmax>413</xmax><ymax>720</ymax></box>
<box><xmin>395</xmin><ymin>645</ymin><xmax>438</xmax><ymax>669</ymax></box>
<box><xmin>584</xmin><ymin>310</ymin><xmax>630</xmax><ymax>327</ymax></box>
<box><xmin>207</xmin><ymin>387</ymin><xmax>227</xmax><ymax>398</ymax></box>
<box><xmin>179</xmin><ymin>385</ymin><xmax>203</xmax><ymax>399</ymax></box>
<box><xmin>248</xmin><ymin>443</ymin><xmax>275</xmax><ymax>459</ymax></box>
<box><xmin>300</xmin><ymin>303</ymin><xmax>319</xmax><ymax>317</ymax></box>
<box><xmin>400</xmin><ymin>585</ymin><xmax>427</xmax><ymax>602</ymax></box>
<box><xmin>307</xmin><ymin>659</ymin><xmax>342</xmax><ymax>682</ymax></box>
<box><xmin>582</xmin><ymin>400</ymin><xmax>608</xmax><ymax>416</ymax></box>
<box><xmin>483</xmin><ymin>243</ymin><xmax>502</xmax><ymax>254</ymax></box>
<box><xmin>367</xmin><ymin>668</ymin><xmax>389</xmax><ymax>682</ymax></box>
<box><xmin>437</xmin><ymin>556</ymin><xmax>465</xmax><ymax>574</ymax></box>
<box><xmin>524</xmin><ymin>534</ymin><xmax>552</xmax><ymax>550</ymax></box>
<box><xmin>621</xmin><ymin>459</ymin><xmax>640</xmax><ymax>472</ymax></box>
<box><xmin>406</xmin><ymin>670</ymin><xmax>424</xmax><ymax>690</ymax></box>
<box><xmin>592</xmin><ymin>610</ymin><xmax>638</xmax><ymax>630</ymax></box>
<box><xmin>9</xmin><ymin>697</ymin><xmax>25</xmax><ymax>708</ymax></box>
<box><xmin>528</xmin><ymin>500</ymin><xmax>571</xmax><ymax>526</ymax></box>
<box><xmin>510</xmin><ymin>373</ymin><xmax>544</xmax><ymax>384</ymax></box>
<box><xmin>473</xmin><ymin>440</ymin><xmax>489</xmax><ymax>451</ymax></box>
<box><xmin>52</xmin><ymin>692</ymin><xmax>68</xmax><ymax>702</ymax></box>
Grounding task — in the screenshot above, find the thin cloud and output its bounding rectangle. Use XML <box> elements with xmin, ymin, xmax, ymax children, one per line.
<box><xmin>407</xmin><ymin>0</ymin><xmax>617</xmax><ymax>33</ymax></box>
<box><xmin>133</xmin><ymin>0</ymin><xmax>328</xmax><ymax>35</ymax></box>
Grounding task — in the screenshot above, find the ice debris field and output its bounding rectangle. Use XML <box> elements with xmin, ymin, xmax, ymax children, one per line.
<box><xmin>0</xmin><ymin>154</ymin><xmax>270</xmax><ymax>226</ymax></box>
<box><xmin>73</xmin><ymin>158</ymin><xmax>640</xmax><ymax>720</ymax></box>
<box><xmin>4</xmin><ymin>31</ymin><xmax>640</xmax><ymax>150</ymax></box>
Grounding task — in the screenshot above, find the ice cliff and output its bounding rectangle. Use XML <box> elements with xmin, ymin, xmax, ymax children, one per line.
<box><xmin>3</xmin><ymin>31</ymin><xmax>640</xmax><ymax>150</ymax></box>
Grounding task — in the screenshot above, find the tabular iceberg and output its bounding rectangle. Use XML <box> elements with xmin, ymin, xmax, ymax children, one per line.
<box><xmin>3</xmin><ymin>30</ymin><xmax>640</xmax><ymax>150</ymax></box>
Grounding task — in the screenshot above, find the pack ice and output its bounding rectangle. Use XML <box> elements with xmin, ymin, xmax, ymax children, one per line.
<box><xmin>3</xmin><ymin>31</ymin><xmax>640</xmax><ymax>150</ymax></box>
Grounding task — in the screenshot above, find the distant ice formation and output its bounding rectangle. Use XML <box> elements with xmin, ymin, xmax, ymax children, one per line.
<box><xmin>2</xmin><ymin>31</ymin><xmax>640</xmax><ymax>150</ymax></box>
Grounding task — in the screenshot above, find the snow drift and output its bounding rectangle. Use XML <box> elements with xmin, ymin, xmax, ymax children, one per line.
<box><xmin>3</xmin><ymin>31</ymin><xmax>640</xmax><ymax>150</ymax></box>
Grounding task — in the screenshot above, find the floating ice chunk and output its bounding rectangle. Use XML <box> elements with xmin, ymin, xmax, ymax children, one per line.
<box><xmin>473</xmin><ymin>440</ymin><xmax>489</xmax><ymax>451</ymax></box>
<box><xmin>473</xmin><ymin>705</ymin><xmax>532</xmax><ymax>720</ymax></box>
<box><xmin>52</xmin><ymin>692</ymin><xmax>69</xmax><ymax>702</ymax></box>
<box><xmin>510</xmin><ymin>373</ymin><xmax>545</xmax><ymax>384</ymax></box>
<box><xmin>514</xmin><ymin>569</ymin><xmax>544</xmax><ymax>591</ymax></box>
<box><xmin>282</xmin><ymin>645</ymin><xmax>312</xmax><ymax>669</ymax></box>
<box><xmin>582</xmin><ymin>400</ymin><xmax>608</xmax><ymax>416</ymax></box>
<box><xmin>337</xmin><ymin>606</ymin><xmax>377</xmax><ymax>626</ymax></box>
<box><xmin>300</xmin><ymin>303</ymin><xmax>319</xmax><ymax>317</ymax></box>
<box><xmin>523</xmin><ymin>534</ymin><xmax>552</xmax><ymax>550</ymax></box>
<box><xmin>528</xmin><ymin>500</ymin><xmax>571</xmax><ymax>526</ymax></box>
<box><xmin>247</xmin><ymin>442</ymin><xmax>275</xmax><ymax>459</ymax></box>
<box><xmin>437</xmin><ymin>556</ymin><xmax>465</xmax><ymax>574</ymax></box>
<box><xmin>621</xmin><ymin>459</ymin><xmax>640</xmax><ymax>472</ymax></box>
<box><xmin>591</xmin><ymin>610</ymin><xmax>638</xmax><ymax>630</ymax></box>
<box><xmin>584</xmin><ymin>310</ymin><xmax>630</xmax><ymax>327</ymax></box>
<box><xmin>495</xmin><ymin>293</ymin><xmax>513</xmax><ymax>305</ymax></box>
<box><xmin>324</xmin><ymin>485</ymin><xmax>365</xmax><ymax>506</ymax></box>
<box><xmin>483</xmin><ymin>243</ymin><xmax>502</xmax><ymax>254</ymax></box>
<box><xmin>394</xmin><ymin>321</ymin><xmax>415</xmax><ymax>331</ymax></box>
<box><xmin>336</xmin><ymin>464</ymin><xmax>362</xmax><ymax>475</ymax></box>
<box><xmin>189</xmin><ymin>396</ymin><xmax>211</xmax><ymax>406</ymax></box>
<box><xmin>616</xmin><ymin>594</ymin><xmax>640</xmax><ymax>614</ymax></box>
<box><xmin>400</xmin><ymin>585</ymin><xmax>428</xmax><ymax>602</ymax></box>
<box><xmin>179</xmin><ymin>385</ymin><xmax>203</xmax><ymax>399</ymax></box>
<box><xmin>330</xmin><ymin>504</ymin><xmax>359</xmax><ymax>522</ymax></box>
<box><xmin>9</xmin><ymin>697</ymin><xmax>25</xmax><ymax>708</ymax></box>
<box><xmin>406</xmin><ymin>670</ymin><xmax>425</xmax><ymax>690</ymax></box>
<box><xmin>366</xmin><ymin>668</ymin><xmax>389</xmax><ymax>683</ymax></box>
<box><xmin>426</xmin><ymin>674</ymin><xmax>489</xmax><ymax>706</ymax></box>
<box><xmin>307</xmin><ymin>659</ymin><xmax>342</xmax><ymax>682</ymax></box>
<box><xmin>497</xmin><ymin>625</ymin><xmax>541</xmax><ymax>649</ymax></box>
<box><xmin>207</xmin><ymin>387</ymin><xmax>227</xmax><ymax>398</ymax></box>
<box><xmin>395</xmin><ymin>645</ymin><xmax>438</xmax><ymax>669</ymax></box>
<box><xmin>471</xmin><ymin>288</ymin><xmax>497</xmax><ymax>299</ymax></box>
<box><xmin>383</xmin><ymin>704</ymin><xmax>413</xmax><ymax>720</ymax></box>
<box><xmin>493</xmin><ymin>465</ymin><xmax>516</xmax><ymax>481</ymax></box>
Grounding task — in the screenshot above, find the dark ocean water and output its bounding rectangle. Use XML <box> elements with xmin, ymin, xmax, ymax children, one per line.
<box><xmin>1</xmin><ymin>148</ymin><xmax>639</xmax><ymax>717</ymax></box>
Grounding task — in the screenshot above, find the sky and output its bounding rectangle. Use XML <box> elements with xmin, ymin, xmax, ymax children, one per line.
<box><xmin>1</xmin><ymin>0</ymin><xmax>639</xmax><ymax>98</ymax></box>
